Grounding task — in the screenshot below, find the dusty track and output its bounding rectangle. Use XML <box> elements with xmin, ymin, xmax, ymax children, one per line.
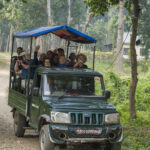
<box><xmin>0</xmin><ymin>55</ymin><xmax>39</xmax><ymax>150</ymax></box>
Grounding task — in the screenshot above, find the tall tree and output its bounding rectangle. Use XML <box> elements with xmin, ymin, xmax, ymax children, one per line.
<box><xmin>67</xmin><ymin>0</ymin><xmax>72</xmax><ymax>26</ymax></box>
<box><xmin>77</xmin><ymin>8</ymin><xmax>92</xmax><ymax>53</ymax></box>
<box><xmin>116</xmin><ymin>0</ymin><xmax>124</xmax><ymax>73</ymax></box>
<box><xmin>129</xmin><ymin>0</ymin><xmax>140</xmax><ymax>119</ymax></box>
<box><xmin>84</xmin><ymin>0</ymin><xmax>140</xmax><ymax>119</ymax></box>
<box><xmin>47</xmin><ymin>0</ymin><xmax>53</xmax><ymax>25</ymax></box>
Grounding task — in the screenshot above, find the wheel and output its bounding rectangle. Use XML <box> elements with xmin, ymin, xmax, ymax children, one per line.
<box><xmin>39</xmin><ymin>125</ymin><xmax>55</xmax><ymax>150</ymax></box>
<box><xmin>13</xmin><ymin>111</ymin><xmax>26</xmax><ymax>137</ymax></box>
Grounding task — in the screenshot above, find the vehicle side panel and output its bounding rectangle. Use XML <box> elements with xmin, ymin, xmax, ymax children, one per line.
<box><xmin>8</xmin><ymin>89</ymin><xmax>27</xmax><ymax>116</ymax></box>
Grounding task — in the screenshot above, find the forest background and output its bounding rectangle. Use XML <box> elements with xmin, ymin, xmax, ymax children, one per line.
<box><xmin>0</xmin><ymin>0</ymin><xmax>149</xmax><ymax>150</ymax></box>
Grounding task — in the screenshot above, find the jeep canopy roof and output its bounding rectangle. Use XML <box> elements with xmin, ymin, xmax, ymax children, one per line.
<box><xmin>13</xmin><ymin>25</ymin><xmax>97</xmax><ymax>44</ymax></box>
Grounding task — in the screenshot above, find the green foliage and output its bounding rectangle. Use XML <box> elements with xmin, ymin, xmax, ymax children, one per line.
<box><xmin>104</xmin><ymin>72</ymin><xmax>150</xmax><ymax>150</ymax></box>
<box><xmin>87</xmin><ymin>19</ymin><xmax>107</xmax><ymax>50</ymax></box>
<box><xmin>138</xmin><ymin>0</ymin><xmax>150</xmax><ymax>60</ymax></box>
<box><xmin>84</xmin><ymin>0</ymin><xmax>131</xmax><ymax>16</ymax></box>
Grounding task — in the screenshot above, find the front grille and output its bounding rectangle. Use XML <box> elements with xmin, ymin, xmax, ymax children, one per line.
<box><xmin>70</xmin><ymin>112</ymin><xmax>104</xmax><ymax>125</ymax></box>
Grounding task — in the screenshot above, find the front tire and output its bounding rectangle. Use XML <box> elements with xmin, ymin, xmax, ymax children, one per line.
<box><xmin>39</xmin><ymin>125</ymin><xmax>55</xmax><ymax>150</ymax></box>
<box><xmin>13</xmin><ymin>111</ymin><xmax>26</xmax><ymax>137</ymax></box>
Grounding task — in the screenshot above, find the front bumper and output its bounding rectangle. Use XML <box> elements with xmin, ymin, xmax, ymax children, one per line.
<box><xmin>48</xmin><ymin>124</ymin><xmax>123</xmax><ymax>144</ymax></box>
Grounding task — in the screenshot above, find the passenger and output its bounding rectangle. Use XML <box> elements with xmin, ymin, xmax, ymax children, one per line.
<box><xmin>39</xmin><ymin>53</ymin><xmax>46</xmax><ymax>66</ymax></box>
<box><xmin>57</xmin><ymin>48</ymin><xmax>65</xmax><ymax>57</ymax></box>
<box><xmin>34</xmin><ymin>45</ymin><xmax>46</xmax><ymax>66</ymax></box>
<box><xmin>74</xmin><ymin>53</ymin><xmax>88</xmax><ymax>69</ymax></box>
<box><xmin>68</xmin><ymin>52</ymin><xmax>76</xmax><ymax>67</ymax></box>
<box><xmin>13</xmin><ymin>47</ymin><xmax>24</xmax><ymax>72</ymax></box>
<box><xmin>17</xmin><ymin>47</ymin><xmax>23</xmax><ymax>56</ymax></box>
<box><xmin>53</xmin><ymin>49</ymin><xmax>58</xmax><ymax>54</ymax></box>
<box><xmin>51</xmin><ymin>53</ymin><xmax>59</xmax><ymax>67</ymax></box>
<box><xmin>47</xmin><ymin>50</ymin><xmax>53</xmax><ymax>59</ymax></box>
<box><xmin>58</xmin><ymin>56</ymin><xmax>67</xmax><ymax>68</ymax></box>
<box><xmin>14</xmin><ymin>51</ymin><xmax>36</xmax><ymax>79</ymax></box>
<box><xmin>43</xmin><ymin>57</ymin><xmax>51</xmax><ymax>67</ymax></box>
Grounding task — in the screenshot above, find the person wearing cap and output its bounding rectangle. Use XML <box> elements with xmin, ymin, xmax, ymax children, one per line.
<box><xmin>68</xmin><ymin>52</ymin><xmax>76</xmax><ymax>67</ymax></box>
<box><xmin>74</xmin><ymin>53</ymin><xmax>88</xmax><ymax>69</ymax></box>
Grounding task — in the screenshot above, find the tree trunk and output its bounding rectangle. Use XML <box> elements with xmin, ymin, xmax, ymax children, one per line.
<box><xmin>0</xmin><ymin>29</ymin><xmax>2</xmax><ymax>52</ymax></box>
<box><xmin>47</xmin><ymin>0</ymin><xmax>52</xmax><ymax>25</ymax></box>
<box><xmin>67</xmin><ymin>0</ymin><xmax>72</xmax><ymax>26</ymax></box>
<box><xmin>77</xmin><ymin>9</ymin><xmax>92</xmax><ymax>53</ymax></box>
<box><xmin>9</xmin><ymin>25</ymin><xmax>13</xmax><ymax>52</ymax></box>
<box><xmin>5</xmin><ymin>35</ymin><xmax>9</xmax><ymax>52</ymax></box>
<box><xmin>116</xmin><ymin>0</ymin><xmax>124</xmax><ymax>73</ymax></box>
<box><xmin>129</xmin><ymin>0</ymin><xmax>140</xmax><ymax>119</ymax></box>
<box><xmin>40</xmin><ymin>36</ymin><xmax>44</xmax><ymax>53</ymax></box>
<box><xmin>47</xmin><ymin>0</ymin><xmax>55</xmax><ymax>49</ymax></box>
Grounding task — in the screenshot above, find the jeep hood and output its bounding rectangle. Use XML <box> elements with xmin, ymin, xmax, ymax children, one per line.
<box><xmin>44</xmin><ymin>97</ymin><xmax>116</xmax><ymax>111</ymax></box>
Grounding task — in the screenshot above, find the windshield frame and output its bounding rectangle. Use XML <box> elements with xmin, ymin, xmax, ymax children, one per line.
<box><xmin>42</xmin><ymin>73</ymin><xmax>105</xmax><ymax>98</ymax></box>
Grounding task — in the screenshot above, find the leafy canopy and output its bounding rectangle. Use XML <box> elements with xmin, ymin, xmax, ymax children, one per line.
<box><xmin>84</xmin><ymin>0</ymin><xmax>131</xmax><ymax>16</ymax></box>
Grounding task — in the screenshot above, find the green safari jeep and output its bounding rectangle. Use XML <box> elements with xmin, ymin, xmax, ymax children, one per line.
<box><xmin>8</xmin><ymin>67</ymin><xmax>123</xmax><ymax>150</ymax></box>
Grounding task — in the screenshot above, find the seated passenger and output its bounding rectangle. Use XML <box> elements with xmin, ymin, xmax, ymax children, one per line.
<box><xmin>58</xmin><ymin>56</ymin><xmax>67</xmax><ymax>68</ymax></box>
<box><xmin>68</xmin><ymin>52</ymin><xmax>76</xmax><ymax>67</ymax></box>
<box><xmin>47</xmin><ymin>50</ymin><xmax>53</xmax><ymax>59</ymax></box>
<box><xmin>58</xmin><ymin>48</ymin><xmax>65</xmax><ymax>57</ymax></box>
<box><xmin>53</xmin><ymin>49</ymin><xmax>58</xmax><ymax>54</ymax></box>
<box><xmin>13</xmin><ymin>47</ymin><xmax>24</xmax><ymax>70</ymax></box>
<box><xmin>44</xmin><ymin>57</ymin><xmax>51</xmax><ymax>67</ymax></box>
<box><xmin>74</xmin><ymin>53</ymin><xmax>88</xmax><ymax>69</ymax></box>
<box><xmin>34</xmin><ymin>45</ymin><xmax>46</xmax><ymax>66</ymax></box>
<box><xmin>39</xmin><ymin>53</ymin><xmax>46</xmax><ymax>66</ymax></box>
<box><xmin>14</xmin><ymin>52</ymin><xmax>36</xmax><ymax>79</ymax></box>
<box><xmin>51</xmin><ymin>53</ymin><xmax>59</xmax><ymax>67</ymax></box>
<box><xmin>17</xmin><ymin>47</ymin><xmax>23</xmax><ymax>56</ymax></box>
<box><xmin>12</xmin><ymin>47</ymin><xmax>24</xmax><ymax>73</ymax></box>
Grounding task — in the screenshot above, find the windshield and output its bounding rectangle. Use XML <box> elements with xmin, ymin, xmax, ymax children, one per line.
<box><xmin>43</xmin><ymin>75</ymin><xmax>104</xmax><ymax>97</ymax></box>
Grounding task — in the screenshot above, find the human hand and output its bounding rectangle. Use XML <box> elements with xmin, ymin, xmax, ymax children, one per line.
<box><xmin>78</xmin><ymin>59</ymin><xmax>83</xmax><ymax>65</ymax></box>
<box><xmin>35</xmin><ymin>45</ymin><xmax>40</xmax><ymax>52</ymax></box>
<box><xmin>16</xmin><ymin>60</ymin><xmax>21</xmax><ymax>64</ymax></box>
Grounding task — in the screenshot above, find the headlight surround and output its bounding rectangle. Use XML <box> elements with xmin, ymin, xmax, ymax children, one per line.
<box><xmin>50</xmin><ymin>111</ymin><xmax>70</xmax><ymax>124</ymax></box>
<box><xmin>105</xmin><ymin>113</ymin><xmax>120</xmax><ymax>124</ymax></box>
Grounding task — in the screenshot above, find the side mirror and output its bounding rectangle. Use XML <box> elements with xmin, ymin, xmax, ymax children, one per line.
<box><xmin>33</xmin><ymin>87</ymin><xmax>39</xmax><ymax>96</ymax></box>
<box><xmin>104</xmin><ymin>90</ymin><xmax>111</xmax><ymax>99</ymax></box>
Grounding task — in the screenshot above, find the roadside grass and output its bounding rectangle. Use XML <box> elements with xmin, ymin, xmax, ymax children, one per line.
<box><xmin>118</xmin><ymin>107</ymin><xmax>150</xmax><ymax>150</ymax></box>
<box><xmin>105</xmin><ymin>71</ymin><xmax>150</xmax><ymax>150</ymax></box>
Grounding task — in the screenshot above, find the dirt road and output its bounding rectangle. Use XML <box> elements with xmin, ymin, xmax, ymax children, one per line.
<box><xmin>0</xmin><ymin>55</ymin><xmax>39</xmax><ymax>150</ymax></box>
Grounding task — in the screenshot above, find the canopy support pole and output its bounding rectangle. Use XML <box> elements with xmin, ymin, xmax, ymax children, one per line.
<box><xmin>11</xmin><ymin>36</ymin><xmax>15</xmax><ymax>57</ymax></box>
<box><xmin>9</xmin><ymin>36</ymin><xmax>15</xmax><ymax>89</ymax></box>
<box><xmin>26</xmin><ymin>37</ymin><xmax>33</xmax><ymax>117</ymax></box>
<box><xmin>92</xmin><ymin>45</ymin><xmax>96</xmax><ymax>70</ymax></box>
<box><xmin>27</xmin><ymin>37</ymin><xmax>33</xmax><ymax>95</ymax></box>
<box><xmin>66</xmin><ymin>41</ymin><xmax>70</xmax><ymax>57</ymax></box>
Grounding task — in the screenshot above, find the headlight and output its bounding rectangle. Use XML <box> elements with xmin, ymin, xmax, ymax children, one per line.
<box><xmin>51</xmin><ymin>111</ymin><xmax>70</xmax><ymax>124</ymax></box>
<box><xmin>105</xmin><ymin>113</ymin><xmax>120</xmax><ymax>124</ymax></box>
